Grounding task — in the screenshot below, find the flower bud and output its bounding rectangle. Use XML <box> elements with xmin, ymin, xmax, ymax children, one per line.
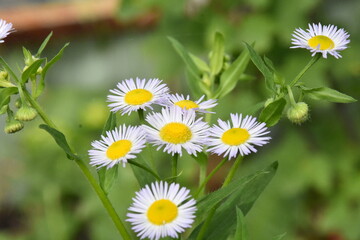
<box><xmin>287</xmin><ymin>102</ymin><xmax>309</xmax><ymax>124</ymax></box>
<box><xmin>0</xmin><ymin>70</ymin><xmax>8</xmax><ymax>81</ymax></box>
<box><xmin>15</xmin><ymin>105</ymin><xmax>37</xmax><ymax>121</ymax></box>
<box><xmin>4</xmin><ymin>118</ymin><xmax>24</xmax><ymax>134</ymax></box>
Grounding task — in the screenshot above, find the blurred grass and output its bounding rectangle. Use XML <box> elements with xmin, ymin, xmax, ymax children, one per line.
<box><xmin>1</xmin><ymin>0</ymin><xmax>360</xmax><ymax>239</ymax></box>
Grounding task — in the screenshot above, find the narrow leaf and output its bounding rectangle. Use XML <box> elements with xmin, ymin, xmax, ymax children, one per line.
<box><xmin>264</xmin><ymin>56</ymin><xmax>285</xmax><ymax>85</ymax></box>
<box><xmin>245</xmin><ymin>43</ymin><xmax>275</xmax><ymax>91</ymax></box>
<box><xmin>190</xmin><ymin>53</ymin><xmax>210</xmax><ymax>73</ymax></box>
<box><xmin>36</xmin><ymin>43</ymin><xmax>69</xmax><ymax>98</ymax></box>
<box><xmin>39</xmin><ymin>124</ymin><xmax>79</xmax><ymax>160</ymax></box>
<box><xmin>0</xmin><ymin>57</ymin><xmax>20</xmax><ymax>83</ymax></box>
<box><xmin>97</xmin><ymin>112</ymin><xmax>118</xmax><ymax>194</ymax></box>
<box><xmin>0</xmin><ymin>87</ymin><xmax>18</xmax><ymax>109</ymax></box>
<box><xmin>37</xmin><ymin>32</ymin><xmax>53</xmax><ymax>57</ymax></box>
<box><xmin>234</xmin><ymin>207</ymin><xmax>248</xmax><ymax>240</ymax></box>
<box><xmin>301</xmin><ymin>86</ymin><xmax>356</xmax><ymax>103</ymax></box>
<box><xmin>259</xmin><ymin>98</ymin><xmax>286</xmax><ymax>127</ymax></box>
<box><xmin>130</xmin><ymin>154</ymin><xmax>156</xmax><ymax>187</ymax></box>
<box><xmin>214</xmin><ymin>46</ymin><xmax>251</xmax><ymax>98</ymax></box>
<box><xmin>21</xmin><ymin>59</ymin><xmax>45</xmax><ymax>84</ymax></box>
<box><xmin>210</xmin><ymin>32</ymin><xmax>225</xmax><ymax>76</ymax></box>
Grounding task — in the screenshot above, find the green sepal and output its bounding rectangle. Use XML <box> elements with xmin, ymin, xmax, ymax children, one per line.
<box><xmin>39</xmin><ymin>124</ymin><xmax>80</xmax><ymax>161</ymax></box>
<box><xmin>209</xmin><ymin>32</ymin><xmax>225</xmax><ymax>76</ymax></box>
<box><xmin>233</xmin><ymin>207</ymin><xmax>248</xmax><ymax>240</ymax></box>
<box><xmin>300</xmin><ymin>86</ymin><xmax>356</xmax><ymax>103</ymax></box>
<box><xmin>245</xmin><ymin>43</ymin><xmax>275</xmax><ymax>92</ymax></box>
<box><xmin>21</xmin><ymin>59</ymin><xmax>45</xmax><ymax>84</ymax></box>
<box><xmin>36</xmin><ymin>32</ymin><xmax>53</xmax><ymax>57</ymax></box>
<box><xmin>214</xmin><ymin>45</ymin><xmax>251</xmax><ymax>98</ymax></box>
<box><xmin>97</xmin><ymin>112</ymin><xmax>118</xmax><ymax>195</ymax></box>
<box><xmin>259</xmin><ymin>97</ymin><xmax>286</xmax><ymax>127</ymax></box>
<box><xmin>189</xmin><ymin>161</ymin><xmax>278</xmax><ymax>239</ymax></box>
<box><xmin>36</xmin><ymin>43</ymin><xmax>69</xmax><ymax>98</ymax></box>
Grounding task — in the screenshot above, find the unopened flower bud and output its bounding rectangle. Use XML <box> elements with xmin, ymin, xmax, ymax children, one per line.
<box><xmin>15</xmin><ymin>105</ymin><xmax>37</xmax><ymax>121</ymax></box>
<box><xmin>287</xmin><ymin>102</ymin><xmax>309</xmax><ymax>124</ymax></box>
<box><xmin>4</xmin><ymin>118</ymin><xmax>24</xmax><ymax>134</ymax></box>
<box><xmin>0</xmin><ymin>70</ymin><xmax>8</xmax><ymax>81</ymax></box>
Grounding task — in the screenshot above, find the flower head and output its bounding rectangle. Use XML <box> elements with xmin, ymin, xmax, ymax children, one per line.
<box><xmin>88</xmin><ymin>125</ymin><xmax>146</xmax><ymax>169</ymax></box>
<box><xmin>291</xmin><ymin>23</ymin><xmax>350</xmax><ymax>58</ymax></box>
<box><xmin>107</xmin><ymin>78</ymin><xmax>169</xmax><ymax>115</ymax></box>
<box><xmin>0</xmin><ymin>19</ymin><xmax>14</xmax><ymax>43</ymax></box>
<box><xmin>161</xmin><ymin>93</ymin><xmax>218</xmax><ymax>114</ymax></box>
<box><xmin>207</xmin><ymin>114</ymin><xmax>271</xmax><ymax>159</ymax></box>
<box><xmin>127</xmin><ymin>181</ymin><xmax>196</xmax><ymax>240</ymax></box>
<box><xmin>143</xmin><ymin>107</ymin><xmax>209</xmax><ymax>156</ymax></box>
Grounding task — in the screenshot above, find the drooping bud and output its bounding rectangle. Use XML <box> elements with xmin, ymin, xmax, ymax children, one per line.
<box><xmin>4</xmin><ymin>118</ymin><xmax>24</xmax><ymax>134</ymax></box>
<box><xmin>287</xmin><ymin>102</ymin><xmax>309</xmax><ymax>124</ymax></box>
<box><xmin>15</xmin><ymin>104</ymin><xmax>37</xmax><ymax>121</ymax></box>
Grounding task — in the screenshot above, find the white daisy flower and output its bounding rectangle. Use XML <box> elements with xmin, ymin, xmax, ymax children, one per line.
<box><xmin>161</xmin><ymin>93</ymin><xmax>218</xmax><ymax>113</ymax></box>
<box><xmin>127</xmin><ymin>181</ymin><xmax>196</xmax><ymax>240</ymax></box>
<box><xmin>107</xmin><ymin>78</ymin><xmax>169</xmax><ymax>115</ymax></box>
<box><xmin>291</xmin><ymin>23</ymin><xmax>350</xmax><ymax>59</ymax></box>
<box><xmin>207</xmin><ymin>113</ymin><xmax>271</xmax><ymax>159</ymax></box>
<box><xmin>143</xmin><ymin>107</ymin><xmax>209</xmax><ymax>156</ymax></box>
<box><xmin>0</xmin><ymin>19</ymin><xmax>14</xmax><ymax>43</ymax></box>
<box><xmin>88</xmin><ymin>125</ymin><xmax>146</xmax><ymax>169</ymax></box>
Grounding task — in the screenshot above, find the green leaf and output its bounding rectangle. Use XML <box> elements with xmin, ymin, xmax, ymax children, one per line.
<box><xmin>234</xmin><ymin>207</ymin><xmax>248</xmax><ymax>240</ymax></box>
<box><xmin>97</xmin><ymin>112</ymin><xmax>118</xmax><ymax>194</ymax></box>
<box><xmin>22</xmin><ymin>47</ymin><xmax>32</xmax><ymax>62</ymax></box>
<box><xmin>36</xmin><ymin>32</ymin><xmax>53</xmax><ymax>57</ymax></box>
<box><xmin>186</xmin><ymin>69</ymin><xmax>203</xmax><ymax>98</ymax></box>
<box><xmin>36</xmin><ymin>43</ymin><xmax>69</xmax><ymax>98</ymax></box>
<box><xmin>264</xmin><ymin>56</ymin><xmax>285</xmax><ymax>85</ymax></box>
<box><xmin>272</xmin><ymin>233</ymin><xmax>287</xmax><ymax>240</ymax></box>
<box><xmin>98</xmin><ymin>165</ymin><xmax>119</xmax><ymax>195</ymax></box>
<box><xmin>39</xmin><ymin>124</ymin><xmax>79</xmax><ymax>161</ymax></box>
<box><xmin>0</xmin><ymin>87</ymin><xmax>18</xmax><ymax>111</ymax></box>
<box><xmin>0</xmin><ymin>57</ymin><xmax>20</xmax><ymax>83</ymax></box>
<box><xmin>259</xmin><ymin>98</ymin><xmax>286</xmax><ymax>127</ymax></box>
<box><xmin>210</xmin><ymin>32</ymin><xmax>225</xmax><ymax>76</ymax></box>
<box><xmin>301</xmin><ymin>86</ymin><xmax>356</xmax><ymax>103</ymax></box>
<box><xmin>189</xmin><ymin>161</ymin><xmax>278</xmax><ymax>240</ymax></box>
<box><xmin>214</xmin><ymin>46</ymin><xmax>251</xmax><ymax>98</ymax></box>
<box><xmin>21</xmin><ymin>59</ymin><xmax>45</xmax><ymax>84</ymax></box>
<box><xmin>245</xmin><ymin>43</ymin><xmax>275</xmax><ymax>91</ymax></box>
<box><xmin>190</xmin><ymin>53</ymin><xmax>210</xmax><ymax>73</ymax></box>
<box><xmin>130</xmin><ymin>154</ymin><xmax>157</xmax><ymax>187</ymax></box>
<box><xmin>191</xmin><ymin>151</ymin><xmax>208</xmax><ymax>166</ymax></box>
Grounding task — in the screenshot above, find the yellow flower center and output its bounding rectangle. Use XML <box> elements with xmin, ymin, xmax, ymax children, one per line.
<box><xmin>147</xmin><ymin>199</ymin><xmax>178</xmax><ymax>225</ymax></box>
<box><xmin>221</xmin><ymin>128</ymin><xmax>250</xmax><ymax>146</ymax></box>
<box><xmin>174</xmin><ymin>100</ymin><xmax>199</xmax><ymax>110</ymax></box>
<box><xmin>308</xmin><ymin>35</ymin><xmax>335</xmax><ymax>50</ymax></box>
<box><xmin>106</xmin><ymin>140</ymin><xmax>132</xmax><ymax>160</ymax></box>
<box><xmin>124</xmin><ymin>89</ymin><xmax>153</xmax><ymax>105</ymax></box>
<box><xmin>160</xmin><ymin>122</ymin><xmax>192</xmax><ymax>144</ymax></box>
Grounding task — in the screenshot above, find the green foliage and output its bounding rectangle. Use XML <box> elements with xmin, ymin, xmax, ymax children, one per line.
<box><xmin>259</xmin><ymin>98</ymin><xmax>286</xmax><ymax>126</ymax></box>
<box><xmin>36</xmin><ymin>32</ymin><xmax>53</xmax><ymax>57</ymax></box>
<box><xmin>21</xmin><ymin>58</ymin><xmax>45</xmax><ymax>84</ymax></box>
<box><xmin>234</xmin><ymin>208</ymin><xmax>248</xmax><ymax>240</ymax></box>
<box><xmin>0</xmin><ymin>87</ymin><xmax>18</xmax><ymax>114</ymax></box>
<box><xmin>300</xmin><ymin>86</ymin><xmax>357</xmax><ymax>103</ymax></box>
<box><xmin>209</xmin><ymin>32</ymin><xmax>224</xmax><ymax>76</ymax></box>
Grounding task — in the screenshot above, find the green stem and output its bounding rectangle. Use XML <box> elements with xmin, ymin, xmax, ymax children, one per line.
<box><xmin>289</xmin><ymin>54</ymin><xmax>321</xmax><ymax>87</ymax></box>
<box><xmin>137</xmin><ymin>109</ymin><xmax>145</xmax><ymax>123</ymax></box>
<box><xmin>197</xmin><ymin>162</ymin><xmax>208</xmax><ymax>197</ymax></box>
<box><xmin>222</xmin><ymin>156</ymin><xmax>243</xmax><ymax>187</ymax></box>
<box><xmin>194</xmin><ymin>157</ymin><xmax>227</xmax><ymax>198</ymax></box>
<box><xmin>286</xmin><ymin>85</ymin><xmax>297</xmax><ymax>106</ymax></box>
<box><xmin>23</xmin><ymin>88</ymin><xmax>132</xmax><ymax>240</ymax></box>
<box><xmin>128</xmin><ymin>159</ymin><xmax>160</xmax><ymax>180</ymax></box>
<box><xmin>172</xmin><ymin>154</ymin><xmax>179</xmax><ymax>182</ymax></box>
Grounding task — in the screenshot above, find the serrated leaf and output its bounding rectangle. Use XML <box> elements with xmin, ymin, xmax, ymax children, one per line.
<box><xmin>189</xmin><ymin>162</ymin><xmax>278</xmax><ymax>240</ymax></box>
<box><xmin>210</xmin><ymin>32</ymin><xmax>225</xmax><ymax>76</ymax></box>
<box><xmin>214</xmin><ymin>46</ymin><xmax>251</xmax><ymax>98</ymax></box>
<box><xmin>39</xmin><ymin>124</ymin><xmax>79</xmax><ymax>161</ymax></box>
<box><xmin>245</xmin><ymin>43</ymin><xmax>275</xmax><ymax>92</ymax></box>
<box><xmin>301</xmin><ymin>86</ymin><xmax>356</xmax><ymax>103</ymax></box>
<box><xmin>234</xmin><ymin>208</ymin><xmax>248</xmax><ymax>240</ymax></box>
<box><xmin>0</xmin><ymin>87</ymin><xmax>18</xmax><ymax>110</ymax></box>
<box><xmin>97</xmin><ymin>112</ymin><xmax>118</xmax><ymax>194</ymax></box>
<box><xmin>36</xmin><ymin>43</ymin><xmax>69</xmax><ymax>98</ymax></box>
<box><xmin>21</xmin><ymin>59</ymin><xmax>45</xmax><ymax>84</ymax></box>
<box><xmin>36</xmin><ymin>32</ymin><xmax>53</xmax><ymax>57</ymax></box>
<box><xmin>259</xmin><ymin>98</ymin><xmax>286</xmax><ymax>127</ymax></box>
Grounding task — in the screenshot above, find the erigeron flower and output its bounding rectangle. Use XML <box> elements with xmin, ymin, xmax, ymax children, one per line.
<box><xmin>143</xmin><ymin>107</ymin><xmax>209</xmax><ymax>156</ymax></box>
<box><xmin>161</xmin><ymin>93</ymin><xmax>218</xmax><ymax>113</ymax></box>
<box><xmin>0</xmin><ymin>19</ymin><xmax>14</xmax><ymax>43</ymax></box>
<box><xmin>127</xmin><ymin>181</ymin><xmax>196</xmax><ymax>240</ymax></box>
<box><xmin>291</xmin><ymin>23</ymin><xmax>350</xmax><ymax>59</ymax></box>
<box><xmin>207</xmin><ymin>113</ymin><xmax>271</xmax><ymax>159</ymax></box>
<box><xmin>88</xmin><ymin>125</ymin><xmax>146</xmax><ymax>169</ymax></box>
<box><xmin>107</xmin><ymin>78</ymin><xmax>169</xmax><ymax>115</ymax></box>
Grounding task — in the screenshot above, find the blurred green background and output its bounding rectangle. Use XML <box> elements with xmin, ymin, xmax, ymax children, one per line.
<box><xmin>0</xmin><ymin>0</ymin><xmax>359</xmax><ymax>239</ymax></box>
